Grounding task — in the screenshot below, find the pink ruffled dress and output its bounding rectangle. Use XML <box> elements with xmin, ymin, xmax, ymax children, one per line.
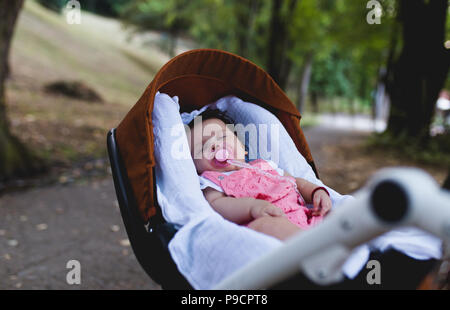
<box><xmin>201</xmin><ymin>159</ymin><xmax>323</xmax><ymax>229</ymax></box>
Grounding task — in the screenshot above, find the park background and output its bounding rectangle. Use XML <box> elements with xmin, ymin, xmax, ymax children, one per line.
<box><xmin>0</xmin><ymin>0</ymin><xmax>449</xmax><ymax>289</ymax></box>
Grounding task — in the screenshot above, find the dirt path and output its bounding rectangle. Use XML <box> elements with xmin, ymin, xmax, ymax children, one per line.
<box><xmin>304</xmin><ymin>125</ymin><xmax>371</xmax><ymax>194</ymax></box>
<box><xmin>0</xmin><ymin>125</ymin><xmax>447</xmax><ymax>289</ymax></box>
<box><xmin>304</xmin><ymin>125</ymin><xmax>447</xmax><ymax>195</ymax></box>
<box><xmin>0</xmin><ymin>179</ymin><xmax>159</xmax><ymax>290</ymax></box>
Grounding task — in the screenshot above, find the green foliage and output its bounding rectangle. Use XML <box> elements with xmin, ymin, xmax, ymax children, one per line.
<box><xmin>82</xmin><ymin>0</ymin><xmax>130</xmax><ymax>17</ymax></box>
<box><xmin>365</xmin><ymin>130</ymin><xmax>450</xmax><ymax>167</ymax></box>
<box><xmin>36</xmin><ymin>0</ymin><xmax>129</xmax><ymax>17</ymax></box>
<box><xmin>36</xmin><ymin>0</ymin><xmax>65</xmax><ymax>13</ymax></box>
<box><xmin>38</xmin><ymin>0</ymin><xmax>412</xmax><ymax>107</ymax></box>
<box><xmin>307</xmin><ymin>0</ymin><xmax>394</xmax><ymax>102</ymax></box>
<box><xmin>288</xmin><ymin>0</ymin><xmax>332</xmax><ymax>61</ymax></box>
<box><xmin>120</xmin><ymin>0</ymin><xmax>194</xmax><ymax>34</ymax></box>
<box><xmin>119</xmin><ymin>0</ymin><xmax>403</xmax><ymax>107</ymax></box>
<box><xmin>309</xmin><ymin>50</ymin><xmax>350</xmax><ymax>99</ymax></box>
<box><xmin>119</xmin><ymin>0</ymin><xmax>196</xmax><ymax>55</ymax></box>
<box><xmin>187</xmin><ymin>0</ymin><xmax>271</xmax><ymax>66</ymax></box>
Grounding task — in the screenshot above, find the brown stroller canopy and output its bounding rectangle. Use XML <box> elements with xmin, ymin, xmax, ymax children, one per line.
<box><xmin>115</xmin><ymin>49</ymin><xmax>318</xmax><ymax>222</ymax></box>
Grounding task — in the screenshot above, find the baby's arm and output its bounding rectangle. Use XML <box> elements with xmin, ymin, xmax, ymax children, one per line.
<box><xmin>284</xmin><ymin>172</ymin><xmax>332</xmax><ymax>216</ymax></box>
<box><xmin>203</xmin><ymin>187</ymin><xmax>284</xmax><ymax>225</ymax></box>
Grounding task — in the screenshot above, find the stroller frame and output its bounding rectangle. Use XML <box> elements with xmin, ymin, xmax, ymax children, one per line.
<box><xmin>108</xmin><ymin>129</ymin><xmax>192</xmax><ymax>289</ymax></box>
<box><xmin>214</xmin><ymin>167</ymin><xmax>450</xmax><ymax>289</ymax></box>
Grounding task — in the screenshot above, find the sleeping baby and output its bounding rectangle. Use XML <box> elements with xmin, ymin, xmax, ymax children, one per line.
<box><xmin>186</xmin><ymin>108</ymin><xmax>332</xmax><ymax>240</ymax></box>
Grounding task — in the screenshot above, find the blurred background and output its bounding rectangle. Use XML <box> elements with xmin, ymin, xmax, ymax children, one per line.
<box><xmin>0</xmin><ymin>0</ymin><xmax>449</xmax><ymax>289</ymax></box>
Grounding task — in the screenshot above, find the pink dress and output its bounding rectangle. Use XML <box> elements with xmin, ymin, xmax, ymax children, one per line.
<box><xmin>201</xmin><ymin>159</ymin><xmax>323</xmax><ymax>230</ymax></box>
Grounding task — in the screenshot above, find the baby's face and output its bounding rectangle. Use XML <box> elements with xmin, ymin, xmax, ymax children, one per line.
<box><xmin>187</xmin><ymin>118</ymin><xmax>246</xmax><ymax>174</ymax></box>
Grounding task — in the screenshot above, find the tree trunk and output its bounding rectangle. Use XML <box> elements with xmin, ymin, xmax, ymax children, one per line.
<box><xmin>235</xmin><ymin>0</ymin><xmax>259</xmax><ymax>58</ymax></box>
<box><xmin>386</xmin><ymin>0</ymin><xmax>450</xmax><ymax>144</ymax></box>
<box><xmin>0</xmin><ymin>0</ymin><xmax>41</xmax><ymax>181</ymax></box>
<box><xmin>443</xmin><ymin>169</ymin><xmax>450</xmax><ymax>190</ymax></box>
<box><xmin>330</xmin><ymin>98</ymin><xmax>337</xmax><ymax>115</ymax></box>
<box><xmin>310</xmin><ymin>91</ymin><xmax>319</xmax><ymax>114</ymax></box>
<box><xmin>350</xmin><ymin>98</ymin><xmax>356</xmax><ymax>116</ymax></box>
<box><xmin>296</xmin><ymin>52</ymin><xmax>313</xmax><ymax>114</ymax></box>
<box><xmin>167</xmin><ymin>31</ymin><xmax>177</xmax><ymax>58</ymax></box>
<box><xmin>266</xmin><ymin>0</ymin><xmax>298</xmax><ymax>90</ymax></box>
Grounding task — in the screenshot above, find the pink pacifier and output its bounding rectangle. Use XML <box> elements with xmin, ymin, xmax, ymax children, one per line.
<box><xmin>215</xmin><ymin>149</ymin><xmax>230</xmax><ymax>162</ymax></box>
<box><xmin>212</xmin><ymin>148</ymin><xmax>232</xmax><ymax>168</ymax></box>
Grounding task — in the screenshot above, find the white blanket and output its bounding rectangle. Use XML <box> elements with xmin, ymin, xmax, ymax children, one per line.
<box><xmin>152</xmin><ymin>92</ymin><xmax>442</xmax><ymax>289</ymax></box>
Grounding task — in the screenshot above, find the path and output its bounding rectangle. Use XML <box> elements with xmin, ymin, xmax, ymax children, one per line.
<box><xmin>0</xmin><ymin>179</ymin><xmax>159</xmax><ymax>289</ymax></box>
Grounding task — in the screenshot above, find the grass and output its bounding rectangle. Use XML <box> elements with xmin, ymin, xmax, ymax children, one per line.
<box><xmin>13</xmin><ymin>0</ymin><xmax>166</xmax><ymax>105</ymax></box>
<box><xmin>6</xmin><ymin>0</ymin><xmax>169</xmax><ymax>167</ymax></box>
<box><xmin>365</xmin><ymin>130</ymin><xmax>450</xmax><ymax>168</ymax></box>
<box><xmin>299</xmin><ymin>113</ymin><xmax>319</xmax><ymax>129</ymax></box>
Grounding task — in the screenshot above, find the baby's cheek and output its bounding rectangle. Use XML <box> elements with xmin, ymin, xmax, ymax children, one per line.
<box><xmin>235</xmin><ymin>146</ymin><xmax>246</xmax><ymax>160</ymax></box>
<box><xmin>194</xmin><ymin>158</ymin><xmax>210</xmax><ymax>174</ymax></box>
<box><xmin>231</xmin><ymin>139</ymin><xmax>246</xmax><ymax>159</ymax></box>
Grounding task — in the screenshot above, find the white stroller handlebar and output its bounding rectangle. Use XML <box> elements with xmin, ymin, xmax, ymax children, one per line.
<box><xmin>214</xmin><ymin>167</ymin><xmax>450</xmax><ymax>289</ymax></box>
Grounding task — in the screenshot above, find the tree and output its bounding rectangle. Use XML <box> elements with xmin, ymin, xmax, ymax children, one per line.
<box><xmin>287</xmin><ymin>0</ymin><xmax>393</xmax><ymax>113</ymax></box>
<box><xmin>323</xmin><ymin>0</ymin><xmax>393</xmax><ymax>107</ymax></box>
<box><xmin>288</xmin><ymin>0</ymin><xmax>333</xmax><ymax>112</ymax></box>
<box><xmin>385</xmin><ymin>0</ymin><xmax>450</xmax><ymax>144</ymax></box>
<box><xmin>120</xmin><ymin>0</ymin><xmax>195</xmax><ymax>57</ymax></box>
<box><xmin>187</xmin><ymin>0</ymin><xmax>245</xmax><ymax>53</ymax></box>
<box><xmin>309</xmin><ymin>49</ymin><xmax>354</xmax><ymax>112</ymax></box>
<box><xmin>37</xmin><ymin>0</ymin><xmax>129</xmax><ymax>17</ymax></box>
<box><xmin>36</xmin><ymin>0</ymin><xmax>65</xmax><ymax>12</ymax></box>
<box><xmin>443</xmin><ymin>169</ymin><xmax>450</xmax><ymax>190</ymax></box>
<box><xmin>266</xmin><ymin>0</ymin><xmax>298</xmax><ymax>90</ymax></box>
<box><xmin>83</xmin><ymin>0</ymin><xmax>130</xmax><ymax>17</ymax></box>
<box><xmin>0</xmin><ymin>0</ymin><xmax>40</xmax><ymax>181</ymax></box>
<box><xmin>232</xmin><ymin>0</ymin><xmax>261</xmax><ymax>59</ymax></box>
<box><xmin>186</xmin><ymin>0</ymin><xmax>268</xmax><ymax>67</ymax></box>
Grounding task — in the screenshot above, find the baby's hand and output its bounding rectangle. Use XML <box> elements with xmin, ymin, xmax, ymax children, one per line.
<box><xmin>312</xmin><ymin>190</ymin><xmax>332</xmax><ymax>216</ymax></box>
<box><xmin>250</xmin><ymin>201</ymin><xmax>285</xmax><ymax>219</ymax></box>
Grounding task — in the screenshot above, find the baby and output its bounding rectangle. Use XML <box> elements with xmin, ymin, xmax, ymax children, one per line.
<box><xmin>186</xmin><ymin>108</ymin><xmax>332</xmax><ymax>240</ymax></box>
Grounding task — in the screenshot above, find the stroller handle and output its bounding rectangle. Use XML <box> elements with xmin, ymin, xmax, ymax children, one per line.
<box><xmin>214</xmin><ymin>167</ymin><xmax>450</xmax><ymax>289</ymax></box>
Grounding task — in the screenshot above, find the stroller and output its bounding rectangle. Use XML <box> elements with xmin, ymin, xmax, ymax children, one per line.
<box><xmin>107</xmin><ymin>49</ymin><xmax>450</xmax><ymax>289</ymax></box>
